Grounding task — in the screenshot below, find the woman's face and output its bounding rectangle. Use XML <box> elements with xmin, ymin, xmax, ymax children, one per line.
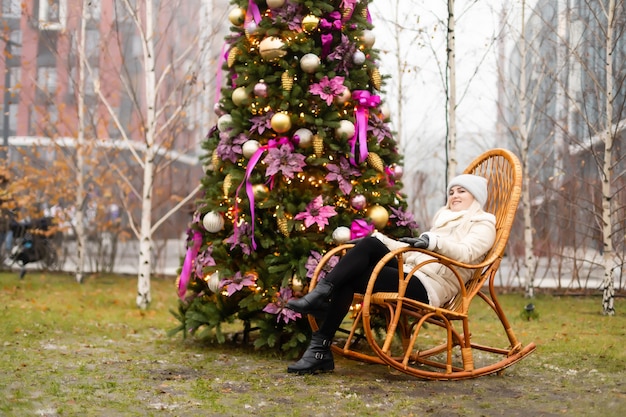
<box><xmin>448</xmin><ymin>186</ymin><xmax>475</xmax><ymax>211</ymax></box>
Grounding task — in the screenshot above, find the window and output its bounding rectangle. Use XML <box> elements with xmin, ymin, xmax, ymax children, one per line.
<box><xmin>38</xmin><ymin>0</ymin><xmax>67</xmax><ymax>31</ymax></box>
<box><xmin>37</xmin><ymin>67</ymin><xmax>57</xmax><ymax>94</ymax></box>
<box><xmin>2</xmin><ymin>0</ymin><xmax>21</xmax><ymax>18</ymax></box>
<box><xmin>83</xmin><ymin>0</ymin><xmax>101</xmax><ymax>21</ymax></box>
<box><xmin>8</xmin><ymin>30</ymin><xmax>21</xmax><ymax>57</ymax></box>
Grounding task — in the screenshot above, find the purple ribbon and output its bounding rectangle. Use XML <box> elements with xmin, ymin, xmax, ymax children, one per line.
<box><xmin>177</xmin><ymin>230</ymin><xmax>203</xmax><ymax>299</ymax></box>
<box><xmin>350</xmin><ymin>219</ymin><xmax>375</xmax><ymax>239</ymax></box>
<box><xmin>234</xmin><ymin>136</ymin><xmax>293</xmax><ymax>249</ymax></box>
<box><xmin>319</xmin><ymin>11</ymin><xmax>342</xmax><ymax>58</ymax></box>
<box><xmin>349</xmin><ymin>90</ymin><xmax>380</xmax><ymax>166</ymax></box>
<box><xmin>245</xmin><ymin>0</ymin><xmax>262</xmax><ymax>26</ymax></box>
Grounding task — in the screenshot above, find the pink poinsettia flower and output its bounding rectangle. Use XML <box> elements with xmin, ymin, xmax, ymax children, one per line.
<box><xmin>263</xmin><ymin>144</ymin><xmax>307</xmax><ymax>179</ymax></box>
<box><xmin>263</xmin><ymin>287</ymin><xmax>301</xmax><ymax>324</ymax></box>
<box><xmin>220</xmin><ymin>271</ymin><xmax>257</xmax><ymax>296</ymax></box>
<box><xmin>294</xmin><ymin>196</ymin><xmax>337</xmax><ymax>230</ymax></box>
<box><xmin>309</xmin><ymin>76</ymin><xmax>346</xmax><ymax>106</ymax></box>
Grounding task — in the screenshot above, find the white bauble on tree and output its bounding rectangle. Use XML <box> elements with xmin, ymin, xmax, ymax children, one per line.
<box><xmin>203</xmin><ymin>211</ymin><xmax>224</xmax><ymax>233</ymax></box>
<box><xmin>352</xmin><ymin>50</ymin><xmax>366</xmax><ymax>65</ymax></box>
<box><xmin>334</xmin><ymin>87</ymin><xmax>351</xmax><ymax>105</ymax></box>
<box><xmin>361</xmin><ymin>30</ymin><xmax>376</xmax><ymax>48</ymax></box>
<box><xmin>259</xmin><ymin>36</ymin><xmax>287</xmax><ymax>61</ymax></box>
<box><xmin>300</xmin><ymin>53</ymin><xmax>321</xmax><ymax>73</ymax></box>
<box><xmin>217</xmin><ymin>114</ymin><xmax>233</xmax><ymax>132</ymax></box>
<box><xmin>232</xmin><ymin>87</ymin><xmax>248</xmax><ymax>106</ymax></box>
<box><xmin>335</xmin><ymin>120</ymin><xmax>355</xmax><ymax>139</ymax></box>
<box><xmin>380</xmin><ymin>102</ymin><xmax>391</xmax><ymax>120</ymax></box>
<box><xmin>332</xmin><ymin>226</ymin><xmax>352</xmax><ymax>244</ymax></box>
<box><xmin>207</xmin><ymin>271</ymin><xmax>221</xmax><ymax>293</ymax></box>
<box><xmin>242</xmin><ymin>139</ymin><xmax>260</xmax><ymax>158</ymax></box>
<box><xmin>294</xmin><ymin>128</ymin><xmax>313</xmax><ymax>148</ymax></box>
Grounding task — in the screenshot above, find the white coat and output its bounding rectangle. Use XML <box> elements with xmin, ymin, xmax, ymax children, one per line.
<box><xmin>373</xmin><ymin>200</ymin><xmax>496</xmax><ymax>307</ymax></box>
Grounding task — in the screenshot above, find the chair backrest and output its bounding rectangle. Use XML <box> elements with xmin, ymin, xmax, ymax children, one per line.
<box><xmin>443</xmin><ymin>148</ymin><xmax>522</xmax><ymax>310</ymax></box>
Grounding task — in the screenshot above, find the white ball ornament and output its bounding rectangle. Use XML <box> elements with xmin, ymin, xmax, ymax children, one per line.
<box><xmin>361</xmin><ymin>30</ymin><xmax>376</xmax><ymax>48</ymax></box>
<box><xmin>266</xmin><ymin>0</ymin><xmax>285</xmax><ymax>8</ymax></box>
<box><xmin>334</xmin><ymin>87</ymin><xmax>351</xmax><ymax>105</ymax></box>
<box><xmin>207</xmin><ymin>271</ymin><xmax>221</xmax><ymax>293</ymax></box>
<box><xmin>332</xmin><ymin>226</ymin><xmax>352</xmax><ymax>244</ymax></box>
<box><xmin>203</xmin><ymin>211</ymin><xmax>224</xmax><ymax>233</ymax></box>
<box><xmin>294</xmin><ymin>128</ymin><xmax>313</xmax><ymax>148</ymax></box>
<box><xmin>217</xmin><ymin>114</ymin><xmax>234</xmax><ymax>132</ymax></box>
<box><xmin>335</xmin><ymin>120</ymin><xmax>356</xmax><ymax>139</ymax></box>
<box><xmin>380</xmin><ymin>102</ymin><xmax>391</xmax><ymax>120</ymax></box>
<box><xmin>352</xmin><ymin>50</ymin><xmax>366</xmax><ymax>65</ymax></box>
<box><xmin>242</xmin><ymin>140</ymin><xmax>261</xmax><ymax>158</ymax></box>
<box><xmin>300</xmin><ymin>53</ymin><xmax>321</xmax><ymax>73</ymax></box>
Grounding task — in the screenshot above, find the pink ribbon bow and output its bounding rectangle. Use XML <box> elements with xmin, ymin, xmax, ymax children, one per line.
<box><xmin>234</xmin><ymin>136</ymin><xmax>293</xmax><ymax>249</ymax></box>
<box><xmin>350</xmin><ymin>219</ymin><xmax>375</xmax><ymax>239</ymax></box>
<box><xmin>177</xmin><ymin>230</ymin><xmax>203</xmax><ymax>299</ymax></box>
<box><xmin>245</xmin><ymin>0</ymin><xmax>261</xmax><ymax>28</ymax></box>
<box><xmin>349</xmin><ymin>90</ymin><xmax>380</xmax><ymax>166</ymax></box>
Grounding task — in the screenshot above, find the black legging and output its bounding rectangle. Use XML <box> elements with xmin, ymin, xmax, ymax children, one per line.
<box><xmin>319</xmin><ymin>236</ymin><xmax>429</xmax><ymax>338</ymax></box>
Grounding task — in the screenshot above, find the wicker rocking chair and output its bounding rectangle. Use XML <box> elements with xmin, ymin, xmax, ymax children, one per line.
<box><xmin>307</xmin><ymin>148</ymin><xmax>536</xmax><ymax>380</ymax></box>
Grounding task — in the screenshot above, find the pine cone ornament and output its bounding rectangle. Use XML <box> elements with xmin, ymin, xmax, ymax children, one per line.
<box><xmin>367</xmin><ymin>152</ymin><xmax>385</xmax><ymax>172</ymax></box>
<box><xmin>370</xmin><ymin>68</ymin><xmax>381</xmax><ymax>90</ymax></box>
<box><xmin>227</xmin><ymin>47</ymin><xmax>240</xmax><ymax>68</ymax></box>
<box><xmin>281</xmin><ymin>71</ymin><xmax>294</xmax><ymax>91</ymax></box>
<box><xmin>313</xmin><ymin>134</ymin><xmax>324</xmax><ymax>156</ymax></box>
<box><xmin>223</xmin><ymin>174</ymin><xmax>232</xmax><ymax>197</ymax></box>
<box><xmin>277</xmin><ymin>215</ymin><xmax>289</xmax><ymax>237</ymax></box>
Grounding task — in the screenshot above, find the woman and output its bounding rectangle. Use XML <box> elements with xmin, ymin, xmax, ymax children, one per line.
<box><xmin>285</xmin><ymin>174</ymin><xmax>497</xmax><ymax>374</ymax></box>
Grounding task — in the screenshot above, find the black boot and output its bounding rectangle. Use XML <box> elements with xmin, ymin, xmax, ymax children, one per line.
<box><xmin>286</xmin><ymin>279</ymin><xmax>334</xmax><ymax>316</ymax></box>
<box><xmin>287</xmin><ymin>332</ymin><xmax>334</xmax><ymax>374</ymax></box>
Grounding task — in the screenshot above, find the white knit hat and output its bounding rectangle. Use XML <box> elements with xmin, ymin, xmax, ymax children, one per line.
<box><xmin>447</xmin><ymin>174</ymin><xmax>488</xmax><ymax>207</ymax></box>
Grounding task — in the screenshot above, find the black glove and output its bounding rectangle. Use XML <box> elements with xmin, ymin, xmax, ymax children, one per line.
<box><xmin>398</xmin><ymin>235</ymin><xmax>429</xmax><ymax>249</ymax></box>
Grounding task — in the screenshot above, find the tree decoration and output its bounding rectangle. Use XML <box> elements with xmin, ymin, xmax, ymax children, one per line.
<box><xmin>300</xmin><ymin>53</ymin><xmax>321</xmax><ymax>73</ymax></box>
<box><xmin>366</xmin><ymin>205</ymin><xmax>389</xmax><ymax>229</ymax></box>
<box><xmin>173</xmin><ymin>0</ymin><xmax>416</xmax><ymax>358</ymax></box>
<box><xmin>203</xmin><ymin>211</ymin><xmax>225</xmax><ymax>233</ymax></box>
<box><xmin>259</xmin><ymin>36</ymin><xmax>287</xmax><ymax>61</ymax></box>
<box><xmin>270</xmin><ymin>112</ymin><xmax>292</xmax><ymax>133</ymax></box>
<box><xmin>228</xmin><ymin>7</ymin><xmax>246</xmax><ymax>26</ymax></box>
<box><xmin>302</xmin><ymin>14</ymin><xmax>320</xmax><ymax>33</ymax></box>
<box><xmin>281</xmin><ymin>71</ymin><xmax>294</xmax><ymax>90</ymax></box>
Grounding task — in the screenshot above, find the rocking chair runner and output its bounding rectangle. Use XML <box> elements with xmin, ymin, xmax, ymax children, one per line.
<box><xmin>307</xmin><ymin>148</ymin><xmax>536</xmax><ymax>380</ymax></box>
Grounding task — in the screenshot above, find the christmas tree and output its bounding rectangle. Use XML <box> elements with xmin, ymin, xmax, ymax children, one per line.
<box><xmin>171</xmin><ymin>0</ymin><xmax>418</xmax><ymax>357</ymax></box>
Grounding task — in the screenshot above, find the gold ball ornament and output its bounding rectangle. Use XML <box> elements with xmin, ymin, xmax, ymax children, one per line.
<box><xmin>361</xmin><ymin>30</ymin><xmax>376</xmax><ymax>48</ymax></box>
<box><xmin>271</xmin><ymin>112</ymin><xmax>292</xmax><ymax>133</ymax></box>
<box><xmin>267</xmin><ymin>0</ymin><xmax>286</xmax><ymax>8</ymax></box>
<box><xmin>228</xmin><ymin>7</ymin><xmax>246</xmax><ymax>26</ymax></box>
<box><xmin>252</xmin><ymin>183</ymin><xmax>270</xmax><ymax>202</ymax></box>
<box><xmin>302</xmin><ymin>14</ymin><xmax>320</xmax><ymax>33</ymax></box>
<box><xmin>334</xmin><ymin>87</ymin><xmax>351</xmax><ymax>105</ymax></box>
<box><xmin>291</xmin><ymin>274</ymin><xmax>303</xmax><ymax>292</ymax></box>
<box><xmin>335</xmin><ymin>120</ymin><xmax>356</xmax><ymax>139</ymax></box>
<box><xmin>367</xmin><ymin>152</ymin><xmax>385</xmax><ymax>173</ymax></box>
<box><xmin>231</xmin><ymin>87</ymin><xmax>248</xmax><ymax>106</ymax></box>
<box><xmin>203</xmin><ymin>211</ymin><xmax>225</xmax><ymax>233</ymax></box>
<box><xmin>281</xmin><ymin>71</ymin><xmax>294</xmax><ymax>91</ymax></box>
<box><xmin>367</xmin><ymin>205</ymin><xmax>389</xmax><ymax>230</ymax></box>
<box><xmin>259</xmin><ymin>36</ymin><xmax>287</xmax><ymax>62</ymax></box>
<box><xmin>300</xmin><ymin>53</ymin><xmax>321</xmax><ymax>73</ymax></box>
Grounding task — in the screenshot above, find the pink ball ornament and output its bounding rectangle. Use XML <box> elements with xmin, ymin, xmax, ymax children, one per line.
<box><xmin>351</xmin><ymin>194</ymin><xmax>367</xmax><ymax>210</ymax></box>
<box><xmin>392</xmin><ymin>164</ymin><xmax>404</xmax><ymax>179</ymax></box>
<box><xmin>214</xmin><ymin>102</ymin><xmax>225</xmax><ymax>116</ymax></box>
<box><xmin>254</xmin><ymin>81</ymin><xmax>268</xmax><ymax>97</ymax></box>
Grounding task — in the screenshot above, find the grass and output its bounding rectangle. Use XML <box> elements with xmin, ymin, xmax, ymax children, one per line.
<box><xmin>0</xmin><ymin>271</ymin><xmax>625</xmax><ymax>416</ymax></box>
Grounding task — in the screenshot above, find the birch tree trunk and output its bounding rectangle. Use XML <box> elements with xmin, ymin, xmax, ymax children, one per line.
<box><xmin>517</xmin><ymin>0</ymin><xmax>536</xmax><ymax>298</ymax></box>
<box><xmin>601</xmin><ymin>0</ymin><xmax>616</xmax><ymax>316</ymax></box>
<box><xmin>135</xmin><ymin>0</ymin><xmax>157</xmax><ymax>309</ymax></box>
<box><xmin>74</xmin><ymin>0</ymin><xmax>89</xmax><ymax>284</ymax></box>
<box><xmin>446</xmin><ymin>0</ymin><xmax>457</xmax><ymax>182</ymax></box>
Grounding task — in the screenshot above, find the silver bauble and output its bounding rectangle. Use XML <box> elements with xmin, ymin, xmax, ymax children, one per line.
<box><xmin>335</xmin><ymin>120</ymin><xmax>356</xmax><ymax>139</ymax></box>
<box><xmin>332</xmin><ymin>226</ymin><xmax>352</xmax><ymax>244</ymax></box>
<box><xmin>300</xmin><ymin>53</ymin><xmax>321</xmax><ymax>73</ymax></box>
<box><xmin>294</xmin><ymin>128</ymin><xmax>313</xmax><ymax>148</ymax></box>
<box><xmin>203</xmin><ymin>211</ymin><xmax>224</xmax><ymax>233</ymax></box>
<box><xmin>217</xmin><ymin>114</ymin><xmax>233</xmax><ymax>132</ymax></box>
<box><xmin>242</xmin><ymin>140</ymin><xmax>261</xmax><ymax>158</ymax></box>
<box><xmin>352</xmin><ymin>50</ymin><xmax>366</xmax><ymax>65</ymax></box>
<box><xmin>207</xmin><ymin>271</ymin><xmax>221</xmax><ymax>293</ymax></box>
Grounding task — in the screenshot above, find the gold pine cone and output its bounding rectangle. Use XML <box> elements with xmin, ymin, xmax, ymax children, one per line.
<box><xmin>223</xmin><ymin>174</ymin><xmax>232</xmax><ymax>197</ymax></box>
<box><xmin>227</xmin><ymin>47</ymin><xmax>239</xmax><ymax>68</ymax></box>
<box><xmin>367</xmin><ymin>152</ymin><xmax>385</xmax><ymax>173</ymax></box>
<box><xmin>281</xmin><ymin>71</ymin><xmax>294</xmax><ymax>91</ymax></box>
<box><xmin>313</xmin><ymin>135</ymin><xmax>324</xmax><ymax>156</ymax></box>
<box><xmin>370</xmin><ymin>68</ymin><xmax>381</xmax><ymax>90</ymax></box>
<box><xmin>211</xmin><ymin>149</ymin><xmax>220</xmax><ymax>169</ymax></box>
<box><xmin>342</xmin><ymin>8</ymin><xmax>353</xmax><ymax>20</ymax></box>
<box><xmin>277</xmin><ymin>216</ymin><xmax>289</xmax><ymax>237</ymax></box>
